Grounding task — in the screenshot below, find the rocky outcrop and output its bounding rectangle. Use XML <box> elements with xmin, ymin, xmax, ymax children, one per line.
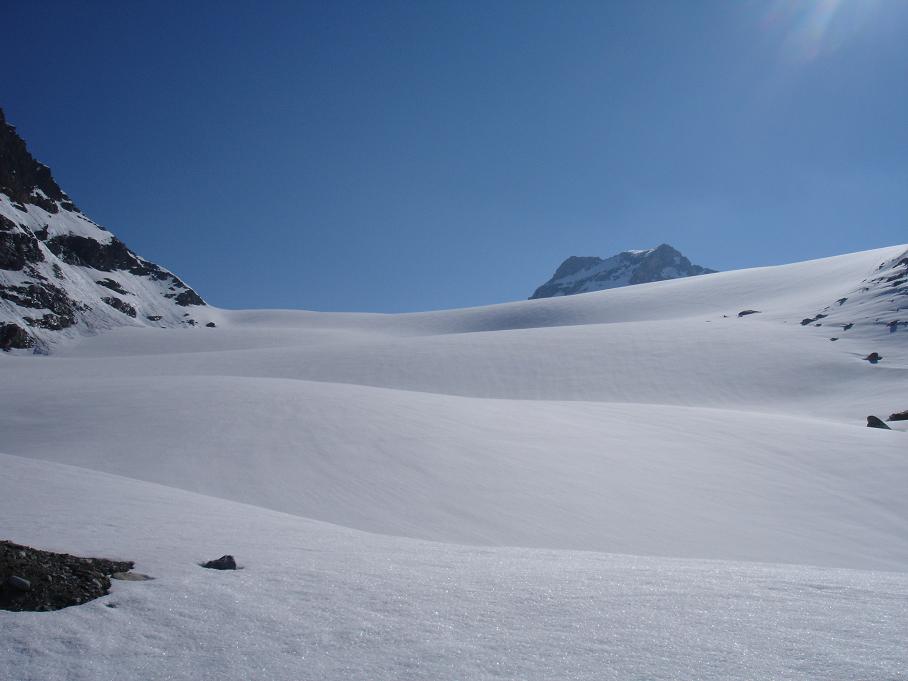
<box><xmin>201</xmin><ymin>555</ymin><xmax>237</xmax><ymax>570</ymax></box>
<box><xmin>866</xmin><ymin>416</ymin><xmax>891</xmax><ymax>430</ymax></box>
<box><xmin>0</xmin><ymin>109</ymin><xmax>77</xmax><ymax>213</ymax></box>
<box><xmin>531</xmin><ymin>244</ymin><xmax>715</xmax><ymax>299</ymax></box>
<box><xmin>102</xmin><ymin>296</ymin><xmax>137</xmax><ymax>318</ymax></box>
<box><xmin>0</xmin><ymin>322</ymin><xmax>34</xmax><ymax>350</ymax></box>
<box><xmin>0</xmin><ymin>216</ymin><xmax>44</xmax><ymax>270</ymax></box>
<box><xmin>0</xmin><ymin>540</ymin><xmax>134</xmax><ymax>612</ymax></box>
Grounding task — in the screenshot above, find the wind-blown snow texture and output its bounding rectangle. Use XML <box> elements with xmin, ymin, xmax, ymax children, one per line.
<box><xmin>530</xmin><ymin>243</ymin><xmax>715</xmax><ymax>298</ymax></box>
<box><xmin>3</xmin><ymin>112</ymin><xmax>908</xmax><ymax>680</ymax></box>
<box><xmin>0</xmin><ymin>108</ymin><xmax>210</xmax><ymax>351</ymax></box>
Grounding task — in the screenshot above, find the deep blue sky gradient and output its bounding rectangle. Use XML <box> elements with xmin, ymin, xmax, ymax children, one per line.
<box><xmin>5</xmin><ymin>0</ymin><xmax>907</xmax><ymax>311</ymax></box>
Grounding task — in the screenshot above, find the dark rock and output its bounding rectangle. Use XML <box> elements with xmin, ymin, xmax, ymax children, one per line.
<box><xmin>174</xmin><ymin>288</ymin><xmax>204</xmax><ymax>306</ymax></box>
<box><xmin>864</xmin><ymin>352</ymin><xmax>882</xmax><ymax>364</ymax></box>
<box><xmin>44</xmin><ymin>234</ymin><xmax>204</xmax><ymax>306</ymax></box>
<box><xmin>24</xmin><ymin>313</ymin><xmax>75</xmax><ymax>330</ymax></box>
<box><xmin>0</xmin><ymin>539</ymin><xmax>133</xmax><ymax>612</ymax></box>
<box><xmin>801</xmin><ymin>313</ymin><xmax>828</xmax><ymax>326</ymax></box>
<box><xmin>829</xmin><ymin>337</ymin><xmax>838</xmax><ymax>341</ymax></box>
<box><xmin>836</xmin><ymin>297</ymin><xmax>847</xmax><ymax>305</ymax></box>
<box><xmin>47</xmin><ymin>234</ymin><xmax>145</xmax><ymax>272</ymax></box>
<box><xmin>843</xmin><ymin>323</ymin><xmax>854</xmax><ymax>331</ymax></box>
<box><xmin>0</xmin><ymin>108</ymin><xmax>78</xmax><ymax>211</ymax></box>
<box><xmin>96</xmin><ymin>278</ymin><xmax>131</xmax><ymax>295</ymax></box>
<box><xmin>1</xmin><ymin>281</ymin><xmax>80</xmax><ymax>328</ymax></box>
<box><xmin>0</xmin><ymin>213</ymin><xmax>16</xmax><ymax>231</ymax></box>
<box><xmin>888</xmin><ymin>410</ymin><xmax>908</xmax><ymax>422</ymax></box>
<box><xmin>102</xmin><ymin>296</ymin><xmax>137</xmax><ymax>318</ymax></box>
<box><xmin>146</xmin><ymin>315</ymin><xmax>163</xmax><ymax>322</ymax></box>
<box><xmin>201</xmin><ymin>555</ymin><xmax>237</xmax><ymax>570</ymax></box>
<box><xmin>205</xmin><ymin>321</ymin><xmax>216</xmax><ymax>328</ymax></box>
<box><xmin>0</xmin><ymin>323</ymin><xmax>35</xmax><ymax>350</ymax></box>
<box><xmin>867</xmin><ymin>416</ymin><xmax>891</xmax><ymax>429</ymax></box>
<box><xmin>738</xmin><ymin>310</ymin><xmax>760</xmax><ymax>317</ymax></box>
<box><xmin>0</xmin><ymin>226</ymin><xmax>44</xmax><ymax>270</ymax></box>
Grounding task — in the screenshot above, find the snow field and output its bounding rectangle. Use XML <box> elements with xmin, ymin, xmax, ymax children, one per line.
<box><xmin>2</xmin><ymin>454</ymin><xmax>907</xmax><ymax>681</ymax></box>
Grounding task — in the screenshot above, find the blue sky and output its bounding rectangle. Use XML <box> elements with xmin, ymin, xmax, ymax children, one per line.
<box><xmin>5</xmin><ymin>0</ymin><xmax>907</xmax><ymax>311</ymax></box>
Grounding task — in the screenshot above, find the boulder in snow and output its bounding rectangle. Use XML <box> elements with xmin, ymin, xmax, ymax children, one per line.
<box><xmin>866</xmin><ymin>416</ymin><xmax>891</xmax><ymax>430</ymax></box>
<box><xmin>201</xmin><ymin>555</ymin><xmax>237</xmax><ymax>570</ymax></box>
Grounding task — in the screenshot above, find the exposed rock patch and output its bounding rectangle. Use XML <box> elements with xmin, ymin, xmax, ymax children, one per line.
<box><xmin>96</xmin><ymin>278</ymin><xmax>131</xmax><ymax>295</ymax></box>
<box><xmin>0</xmin><ymin>540</ymin><xmax>135</xmax><ymax>611</ymax></box>
<box><xmin>0</xmin><ymin>322</ymin><xmax>34</xmax><ymax>350</ymax></box>
<box><xmin>800</xmin><ymin>314</ymin><xmax>827</xmax><ymax>326</ymax></box>
<box><xmin>866</xmin><ymin>416</ymin><xmax>891</xmax><ymax>430</ymax></box>
<box><xmin>0</xmin><ymin>109</ymin><xmax>77</xmax><ymax>212</ymax></box>
<box><xmin>0</xmin><ymin>225</ymin><xmax>43</xmax><ymax>270</ymax></box>
<box><xmin>0</xmin><ymin>281</ymin><xmax>81</xmax><ymax>329</ymax></box>
<box><xmin>102</xmin><ymin>296</ymin><xmax>137</xmax><ymax>318</ymax></box>
<box><xmin>201</xmin><ymin>555</ymin><xmax>237</xmax><ymax>570</ymax></box>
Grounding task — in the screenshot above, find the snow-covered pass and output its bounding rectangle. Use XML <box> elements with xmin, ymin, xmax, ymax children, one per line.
<box><xmin>1</xmin><ymin>110</ymin><xmax>907</xmax><ymax>680</ymax></box>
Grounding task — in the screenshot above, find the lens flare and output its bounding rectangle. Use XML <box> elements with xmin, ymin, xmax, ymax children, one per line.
<box><xmin>764</xmin><ymin>0</ymin><xmax>879</xmax><ymax>62</ymax></box>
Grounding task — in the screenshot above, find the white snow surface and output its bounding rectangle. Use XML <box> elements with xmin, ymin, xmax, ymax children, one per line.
<box><xmin>3</xmin><ymin>454</ymin><xmax>907</xmax><ymax>681</ymax></box>
<box><xmin>2</xmin><ymin>244</ymin><xmax>908</xmax><ymax>679</ymax></box>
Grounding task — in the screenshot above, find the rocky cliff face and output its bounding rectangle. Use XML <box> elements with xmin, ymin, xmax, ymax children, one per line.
<box><xmin>0</xmin><ymin>108</ymin><xmax>210</xmax><ymax>351</ymax></box>
<box><xmin>530</xmin><ymin>244</ymin><xmax>715</xmax><ymax>299</ymax></box>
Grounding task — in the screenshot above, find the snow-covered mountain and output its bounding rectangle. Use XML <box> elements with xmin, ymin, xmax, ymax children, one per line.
<box><xmin>530</xmin><ymin>243</ymin><xmax>715</xmax><ymax>298</ymax></box>
<box><xmin>0</xmin><ymin>108</ymin><xmax>210</xmax><ymax>351</ymax></box>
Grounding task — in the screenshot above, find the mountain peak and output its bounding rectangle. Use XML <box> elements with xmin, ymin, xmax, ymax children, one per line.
<box><xmin>530</xmin><ymin>244</ymin><xmax>715</xmax><ymax>299</ymax></box>
<box><xmin>1</xmin><ymin>108</ymin><xmax>210</xmax><ymax>351</ymax></box>
<box><xmin>0</xmin><ymin>108</ymin><xmax>77</xmax><ymax>214</ymax></box>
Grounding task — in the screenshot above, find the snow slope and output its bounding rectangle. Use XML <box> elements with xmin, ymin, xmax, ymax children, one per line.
<box><xmin>3</xmin><ymin>453</ymin><xmax>907</xmax><ymax>681</ymax></box>
<box><xmin>2</xmin><ymin>243</ymin><xmax>907</xmax><ymax>679</ymax></box>
<box><xmin>2</xmin><ymin>244</ymin><xmax>907</xmax><ymax>566</ymax></box>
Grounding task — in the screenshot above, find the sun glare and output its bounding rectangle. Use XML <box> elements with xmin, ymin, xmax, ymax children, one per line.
<box><xmin>764</xmin><ymin>0</ymin><xmax>881</xmax><ymax>62</ymax></box>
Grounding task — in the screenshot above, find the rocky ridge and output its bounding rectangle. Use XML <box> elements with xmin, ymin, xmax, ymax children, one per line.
<box><xmin>530</xmin><ymin>244</ymin><xmax>715</xmax><ymax>299</ymax></box>
<box><xmin>0</xmin><ymin>107</ymin><xmax>210</xmax><ymax>351</ymax></box>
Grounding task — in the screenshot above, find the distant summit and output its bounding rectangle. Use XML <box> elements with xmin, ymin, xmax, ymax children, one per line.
<box><xmin>0</xmin><ymin>108</ymin><xmax>211</xmax><ymax>351</ymax></box>
<box><xmin>530</xmin><ymin>244</ymin><xmax>715</xmax><ymax>299</ymax></box>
